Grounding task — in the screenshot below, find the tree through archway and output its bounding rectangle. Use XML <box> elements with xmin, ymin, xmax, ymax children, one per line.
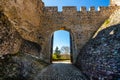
<box><xmin>52</xmin><ymin>30</ymin><xmax>71</xmax><ymax>63</ymax></box>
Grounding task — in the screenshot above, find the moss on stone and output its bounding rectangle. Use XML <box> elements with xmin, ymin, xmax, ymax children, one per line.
<box><xmin>103</xmin><ymin>19</ymin><xmax>111</xmax><ymax>26</ymax></box>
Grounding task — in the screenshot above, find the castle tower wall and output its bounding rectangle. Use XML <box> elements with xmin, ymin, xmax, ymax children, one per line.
<box><xmin>110</xmin><ymin>0</ymin><xmax>120</xmax><ymax>6</ymax></box>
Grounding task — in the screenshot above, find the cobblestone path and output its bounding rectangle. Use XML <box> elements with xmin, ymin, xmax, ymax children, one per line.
<box><xmin>35</xmin><ymin>63</ymin><xmax>87</xmax><ymax>80</ymax></box>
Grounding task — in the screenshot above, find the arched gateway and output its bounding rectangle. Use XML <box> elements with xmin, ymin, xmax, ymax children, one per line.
<box><xmin>49</xmin><ymin>27</ymin><xmax>77</xmax><ymax>63</ymax></box>
<box><xmin>40</xmin><ymin>5</ymin><xmax>117</xmax><ymax>63</ymax></box>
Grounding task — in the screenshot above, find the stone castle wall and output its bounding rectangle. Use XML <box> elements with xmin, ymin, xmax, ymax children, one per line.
<box><xmin>0</xmin><ymin>0</ymin><xmax>119</xmax><ymax>63</ymax></box>
<box><xmin>0</xmin><ymin>0</ymin><xmax>120</xmax><ymax>79</ymax></box>
<box><xmin>41</xmin><ymin>6</ymin><xmax>117</xmax><ymax>63</ymax></box>
<box><xmin>111</xmin><ymin>0</ymin><xmax>120</xmax><ymax>6</ymax></box>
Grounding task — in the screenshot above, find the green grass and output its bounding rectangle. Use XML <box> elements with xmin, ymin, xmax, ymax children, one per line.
<box><xmin>52</xmin><ymin>54</ymin><xmax>70</xmax><ymax>61</ymax></box>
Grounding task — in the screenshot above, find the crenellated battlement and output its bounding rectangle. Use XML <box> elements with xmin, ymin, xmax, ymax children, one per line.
<box><xmin>44</xmin><ymin>6</ymin><xmax>58</xmax><ymax>12</ymax></box>
<box><xmin>44</xmin><ymin>6</ymin><xmax>114</xmax><ymax>14</ymax></box>
<box><xmin>80</xmin><ymin>6</ymin><xmax>86</xmax><ymax>12</ymax></box>
<box><xmin>98</xmin><ymin>6</ymin><xmax>109</xmax><ymax>11</ymax></box>
<box><xmin>62</xmin><ymin>6</ymin><xmax>77</xmax><ymax>12</ymax></box>
<box><xmin>89</xmin><ymin>6</ymin><xmax>96</xmax><ymax>11</ymax></box>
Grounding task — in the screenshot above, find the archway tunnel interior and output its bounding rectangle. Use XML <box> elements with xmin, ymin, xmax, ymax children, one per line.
<box><xmin>51</xmin><ymin>30</ymin><xmax>73</xmax><ymax>63</ymax></box>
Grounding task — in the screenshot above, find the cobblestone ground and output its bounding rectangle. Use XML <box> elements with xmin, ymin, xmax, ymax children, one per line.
<box><xmin>34</xmin><ymin>63</ymin><xmax>87</xmax><ymax>80</ymax></box>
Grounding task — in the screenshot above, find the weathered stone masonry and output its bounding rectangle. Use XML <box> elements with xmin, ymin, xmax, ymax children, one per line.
<box><xmin>0</xmin><ymin>0</ymin><xmax>119</xmax><ymax>63</ymax></box>
<box><xmin>42</xmin><ymin>6</ymin><xmax>117</xmax><ymax>63</ymax></box>
<box><xmin>0</xmin><ymin>0</ymin><xmax>120</xmax><ymax>79</ymax></box>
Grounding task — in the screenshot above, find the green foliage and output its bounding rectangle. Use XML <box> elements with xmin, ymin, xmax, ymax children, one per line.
<box><xmin>52</xmin><ymin>54</ymin><xmax>58</xmax><ymax>60</ymax></box>
<box><xmin>52</xmin><ymin>54</ymin><xmax>70</xmax><ymax>61</ymax></box>
<box><xmin>52</xmin><ymin>47</ymin><xmax>61</xmax><ymax>60</ymax></box>
<box><xmin>52</xmin><ymin>46</ymin><xmax>71</xmax><ymax>61</ymax></box>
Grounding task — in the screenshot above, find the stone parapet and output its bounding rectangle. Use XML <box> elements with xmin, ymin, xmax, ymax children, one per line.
<box><xmin>44</xmin><ymin>6</ymin><xmax>58</xmax><ymax>12</ymax></box>
<box><xmin>44</xmin><ymin>6</ymin><xmax>116</xmax><ymax>14</ymax></box>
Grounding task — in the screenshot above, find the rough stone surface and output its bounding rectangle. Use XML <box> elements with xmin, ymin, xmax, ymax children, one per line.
<box><xmin>110</xmin><ymin>0</ymin><xmax>120</xmax><ymax>6</ymax></box>
<box><xmin>76</xmin><ymin>8</ymin><xmax>120</xmax><ymax>79</ymax></box>
<box><xmin>35</xmin><ymin>63</ymin><xmax>87</xmax><ymax>80</ymax></box>
<box><xmin>0</xmin><ymin>53</ymin><xmax>48</xmax><ymax>80</ymax></box>
<box><xmin>20</xmin><ymin>40</ymin><xmax>42</xmax><ymax>57</ymax></box>
<box><xmin>0</xmin><ymin>11</ymin><xmax>22</xmax><ymax>55</ymax></box>
<box><xmin>0</xmin><ymin>0</ymin><xmax>120</xmax><ymax>79</ymax></box>
<box><xmin>0</xmin><ymin>0</ymin><xmax>44</xmax><ymax>43</ymax></box>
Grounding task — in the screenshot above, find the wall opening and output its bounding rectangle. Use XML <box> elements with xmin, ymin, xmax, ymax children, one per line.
<box><xmin>51</xmin><ymin>30</ymin><xmax>72</xmax><ymax>63</ymax></box>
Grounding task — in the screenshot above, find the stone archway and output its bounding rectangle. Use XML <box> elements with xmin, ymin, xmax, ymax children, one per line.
<box><xmin>49</xmin><ymin>27</ymin><xmax>76</xmax><ymax>64</ymax></box>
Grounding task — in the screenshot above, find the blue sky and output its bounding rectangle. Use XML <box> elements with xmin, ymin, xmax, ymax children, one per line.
<box><xmin>42</xmin><ymin>0</ymin><xmax>109</xmax><ymax>11</ymax></box>
<box><xmin>53</xmin><ymin>30</ymin><xmax>70</xmax><ymax>50</ymax></box>
<box><xmin>42</xmin><ymin>0</ymin><xmax>109</xmax><ymax>51</ymax></box>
